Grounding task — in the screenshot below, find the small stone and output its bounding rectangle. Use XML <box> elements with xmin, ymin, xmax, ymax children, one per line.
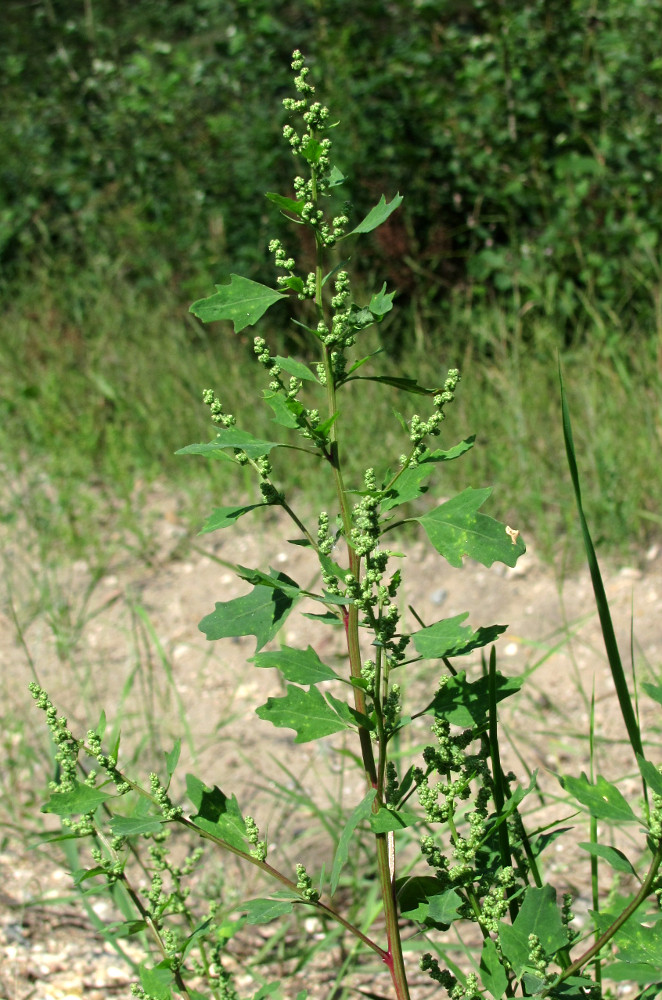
<box><xmin>429</xmin><ymin>587</ymin><xmax>447</xmax><ymax>606</ymax></box>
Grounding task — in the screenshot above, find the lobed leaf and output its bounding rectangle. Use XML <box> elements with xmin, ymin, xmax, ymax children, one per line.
<box><xmin>177</xmin><ymin>428</ymin><xmax>283</xmax><ymax>460</ymax></box>
<box><xmin>190</xmin><ymin>274</ymin><xmax>287</xmax><ymax>333</ymax></box>
<box><xmin>199</xmin><ymin>571</ymin><xmax>300</xmax><ymax>653</ymax></box>
<box><xmin>558</xmin><ymin>773</ymin><xmax>638</xmax><ymax>823</ymax></box>
<box><xmin>381</xmin><ymin>439</ymin><xmax>475</xmax><ymax>511</ymax></box>
<box><xmin>251</xmin><ymin>645</ymin><xmax>338</xmax><ymax>685</ymax></box>
<box><xmin>425</xmin><ymin>670</ymin><xmax>522</xmax><ymax>726</ymax></box>
<box><xmin>256</xmin><ymin>685</ymin><xmax>351</xmax><ymax>743</ymax></box>
<box><xmin>186</xmin><ymin>774</ymin><xmax>247</xmax><ymax>851</ymax></box>
<box><xmin>346</xmin><ymin>193</ymin><xmax>404</xmax><ymax>236</ymax></box>
<box><xmin>416</xmin><ymin>487</ymin><xmax>526</xmax><ymax>568</ymax></box>
<box><xmin>411</xmin><ymin>612</ymin><xmax>507</xmax><ymax>660</ymax></box>
<box><xmin>42</xmin><ymin>781</ymin><xmax>112</xmax><ymax>817</ymax></box>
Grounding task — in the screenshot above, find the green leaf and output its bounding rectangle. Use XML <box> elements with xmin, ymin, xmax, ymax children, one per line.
<box><xmin>42</xmin><ymin>781</ymin><xmax>112</xmax><ymax>817</ymax></box>
<box><xmin>199</xmin><ymin>503</ymin><xmax>267</xmax><ymax>534</ymax></box>
<box><xmin>242</xmin><ymin>898</ymin><xmax>295</xmax><ymax>924</ymax></box>
<box><xmin>234</xmin><ymin>566</ymin><xmax>301</xmax><ymax>598</ymax></box>
<box><xmin>331</xmin><ymin>790</ymin><xmax>376</xmax><ymax>894</ymax></box>
<box><xmin>139</xmin><ymin>962</ymin><xmax>174</xmax><ymax>1000</ymax></box>
<box><xmin>381</xmin><ymin>440</ymin><xmax>475</xmax><ymax>511</ymax></box>
<box><xmin>181</xmin><ymin>918</ymin><xmax>214</xmax><ymax>959</ymax></box>
<box><xmin>425</xmin><ymin>670</ymin><xmax>522</xmax><ymax>726</ymax></box>
<box><xmin>611</xmin><ymin>910</ymin><xmax>662</xmax><ymax>965</ymax></box>
<box><xmin>185</xmin><ymin>774</ymin><xmax>247</xmax><ymax>850</ymax></box>
<box><xmin>412</xmin><ymin>612</ymin><xmax>507</xmax><ymax>659</ymax></box>
<box><xmin>251</xmin><ymin>645</ymin><xmax>338</xmax><ymax>684</ymax></box>
<box><xmin>368</xmin><ymin>282</ymin><xmax>396</xmax><ymax>318</ymax></box>
<box><xmin>558</xmin><ymin>773</ymin><xmax>638</xmax><ymax>823</ymax></box>
<box><xmin>416</xmin><ymin>487</ymin><xmax>526</xmax><ymax>568</ymax></box>
<box><xmin>396</xmin><ymin>877</ymin><xmax>462</xmax><ymax>927</ymax></box>
<box><xmin>164</xmin><ymin>740</ymin><xmax>180</xmax><ymax>779</ymax></box>
<box><xmin>346</xmin><ymin>193</ymin><xmax>404</xmax><ymax>235</ymax></box>
<box><xmin>264</xmin><ymin>391</ymin><xmax>306</xmax><ymax>428</ymax></box>
<box><xmin>190</xmin><ymin>275</ymin><xmax>287</xmax><ymax>332</ymax></box>
<box><xmin>603</xmin><ymin>962</ymin><xmax>662</xmax><ymax>985</ymax></box>
<box><xmin>578</xmin><ymin>842</ymin><xmax>637</xmax><ymax>876</ymax></box>
<box><xmin>256</xmin><ymin>685</ymin><xmax>350</xmax><ymax>743</ymax></box>
<box><xmin>636</xmin><ymin>754</ymin><xmax>662</xmax><ymax>796</ymax></box>
<box><xmin>177</xmin><ymin>428</ymin><xmax>283</xmax><ymax>459</ymax></box>
<box><xmin>274</xmin><ymin>356</ymin><xmax>318</xmax><ymax>382</ymax></box>
<box><xmin>369</xmin><ymin>804</ymin><xmax>418</xmax><ymax>833</ymax></box>
<box><xmin>480</xmin><ymin>936</ymin><xmax>508</xmax><ymax>999</ymax></box>
<box><xmin>110</xmin><ymin>814</ymin><xmax>164</xmax><ymax>838</ymax></box>
<box><xmin>499</xmin><ymin>886</ymin><xmax>567</xmax><ymax>976</ymax></box>
<box><xmin>265</xmin><ymin>192</ymin><xmax>304</xmax><ymax>217</ymax></box>
<box><xmin>199</xmin><ymin>571</ymin><xmax>299</xmax><ymax>653</ymax></box>
<box><xmin>643</xmin><ymin>681</ymin><xmax>662</xmax><ymax>707</ymax></box>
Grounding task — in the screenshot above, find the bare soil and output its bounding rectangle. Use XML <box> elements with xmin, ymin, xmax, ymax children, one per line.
<box><xmin>2</xmin><ymin>490</ymin><xmax>661</xmax><ymax>999</ymax></box>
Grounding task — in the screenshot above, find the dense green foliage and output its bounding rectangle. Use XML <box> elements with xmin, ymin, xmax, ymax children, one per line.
<box><xmin>3</xmin><ymin>0</ymin><xmax>662</xmax><ymax>333</ymax></box>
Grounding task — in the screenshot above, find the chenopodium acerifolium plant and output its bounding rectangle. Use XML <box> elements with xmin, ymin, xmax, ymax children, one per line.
<box><xmin>29</xmin><ymin>50</ymin><xmax>662</xmax><ymax>1000</ymax></box>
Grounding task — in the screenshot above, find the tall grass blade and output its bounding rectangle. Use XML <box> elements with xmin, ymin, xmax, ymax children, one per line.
<box><xmin>559</xmin><ymin>365</ymin><xmax>644</xmax><ymax>763</ymax></box>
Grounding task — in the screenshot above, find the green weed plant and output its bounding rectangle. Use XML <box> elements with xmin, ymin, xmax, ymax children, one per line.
<box><xmin>30</xmin><ymin>52</ymin><xmax>662</xmax><ymax>1000</ymax></box>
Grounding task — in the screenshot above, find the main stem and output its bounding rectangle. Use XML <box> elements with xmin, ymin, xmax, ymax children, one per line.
<box><xmin>313</xmin><ymin>209</ymin><xmax>410</xmax><ymax>1000</ymax></box>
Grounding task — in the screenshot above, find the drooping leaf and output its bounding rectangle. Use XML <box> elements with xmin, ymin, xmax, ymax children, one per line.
<box><xmin>256</xmin><ymin>685</ymin><xmax>350</xmax><ymax>743</ymax></box>
<box><xmin>42</xmin><ymin>781</ymin><xmax>112</xmax><ymax>817</ymax></box>
<box><xmin>199</xmin><ymin>571</ymin><xmax>299</xmax><ymax>653</ymax></box>
<box><xmin>480</xmin><ymin>937</ymin><xmax>508</xmax><ymax>999</ymax></box>
<box><xmin>251</xmin><ymin>645</ymin><xmax>338</xmax><ymax>685</ymax></box>
<box><xmin>199</xmin><ymin>503</ymin><xmax>267</xmax><ymax>534</ymax></box>
<box><xmin>416</xmin><ymin>487</ymin><xmax>526</xmax><ymax>568</ymax></box>
<box><xmin>558</xmin><ymin>773</ymin><xmax>638</xmax><ymax>823</ymax></box>
<box><xmin>177</xmin><ymin>428</ymin><xmax>283</xmax><ymax>460</ymax></box>
<box><xmin>190</xmin><ymin>275</ymin><xmax>287</xmax><ymax>332</ymax></box>
<box><xmin>425</xmin><ymin>670</ymin><xmax>522</xmax><ymax>726</ymax></box>
<box><xmin>181</xmin><ymin>919</ymin><xmax>214</xmax><ymax>959</ymax></box>
<box><xmin>185</xmin><ymin>774</ymin><xmax>247</xmax><ymax>851</ymax></box>
<box><xmin>412</xmin><ymin>612</ymin><xmax>507</xmax><ymax>660</ymax></box>
<box><xmin>346</xmin><ymin>193</ymin><xmax>404</xmax><ymax>235</ymax></box>
<box><xmin>331</xmin><ymin>790</ymin><xmax>376</xmax><ymax>894</ymax></box>
<box><xmin>264</xmin><ymin>391</ymin><xmax>306</xmax><ymax>429</ymax></box>
<box><xmin>578</xmin><ymin>842</ymin><xmax>637</xmax><ymax>876</ymax></box>
<box><xmin>242</xmin><ymin>898</ymin><xmax>295</xmax><ymax>924</ymax></box>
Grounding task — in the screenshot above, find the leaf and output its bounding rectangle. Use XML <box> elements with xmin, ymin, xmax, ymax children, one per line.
<box><xmin>164</xmin><ymin>740</ymin><xmax>180</xmax><ymax>779</ymax></box>
<box><xmin>643</xmin><ymin>681</ymin><xmax>662</xmax><ymax>707</ymax></box>
<box><xmin>381</xmin><ymin>440</ymin><xmax>475</xmax><ymax>511</ymax></box>
<box><xmin>480</xmin><ymin>936</ymin><xmax>508</xmax><ymax>999</ymax></box>
<box><xmin>190</xmin><ymin>275</ymin><xmax>287</xmax><ymax>332</ymax></box>
<box><xmin>346</xmin><ymin>193</ymin><xmax>404</xmax><ymax>235</ymax></box>
<box><xmin>256</xmin><ymin>685</ymin><xmax>350</xmax><ymax>743</ymax></box>
<box><xmin>369</xmin><ymin>804</ymin><xmax>418</xmax><ymax>833</ymax></box>
<box><xmin>42</xmin><ymin>781</ymin><xmax>112</xmax><ymax>817</ymax></box>
<box><xmin>199</xmin><ymin>571</ymin><xmax>299</xmax><ymax>653</ymax></box>
<box><xmin>425</xmin><ymin>670</ymin><xmax>523</xmax><ymax>726</ymax></box>
<box><xmin>558</xmin><ymin>773</ymin><xmax>638</xmax><ymax>823</ymax></box>
<box><xmin>603</xmin><ymin>962</ymin><xmax>662</xmax><ymax>985</ymax></box>
<box><xmin>416</xmin><ymin>487</ymin><xmax>526</xmax><ymax>568</ymax></box>
<box><xmin>412</xmin><ymin>612</ymin><xmax>507</xmax><ymax>660</ymax></box>
<box><xmin>251</xmin><ymin>645</ymin><xmax>338</xmax><ymax>685</ymax></box>
<box><xmin>331</xmin><ymin>790</ymin><xmax>376</xmax><ymax>894</ymax></box>
<box><xmin>110</xmin><ymin>814</ymin><xmax>164</xmax><ymax>838</ymax></box>
<box><xmin>499</xmin><ymin>886</ymin><xmax>567</xmax><ymax>976</ymax></box>
<box><xmin>264</xmin><ymin>391</ymin><xmax>306</xmax><ymax>428</ymax></box>
<box><xmin>177</xmin><ymin>428</ymin><xmax>283</xmax><ymax>460</ymax></box>
<box><xmin>185</xmin><ymin>774</ymin><xmax>247</xmax><ymax>850</ymax></box>
<box><xmin>265</xmin><ymin>192</ymin><xmax>304</xmax><ymax>217</ymax></box>
<box><xmin>578</xmin><ymin>842</ymin><xmax>637</xmax><ymax>876</ymax></box>
<box><xmin>199</xmin><ymin>503</ymin><xmax>267</xmax><ymax>534</ymax></box>
<box><xmin>611</xmin><ymin>910</ymin><xmax>662</xmax><ymax>965</ymax></box>
<box><xmin>368</xmin><ymin>283</ymin><xmax>396</xmax><ymax>318</ymax></box>
<box><xmin>139</xmin><ymin>962</ymin><xmax>174</xmax><ymax>1000</ymax></box>
<box><xmin>242</xmin><ymin>898</ymin><xmax>295</xmax><ymax>924</ymax></box>
<box><xmin>396</xmin><ymin>877</ymin><xmax>462</xmax><ymax>927</ymax></box>
<box><xmin>636</xmin><ymin>754</ymin><xmax>662</xmax><ymax>796</ymax></box>
<box><xmin>234</xmin><ymin>566</ymin><xmax>301</xmax><ymax>598</ymax></box>
<box><xmin>274</xmin><ymin>356</ymin><xmax>318</xmax><ymax>382</ymax></box>
<box><xmin>181</xmin><ymin>918</ymin><xmax>214</xmax><ymax>959</ymax></box>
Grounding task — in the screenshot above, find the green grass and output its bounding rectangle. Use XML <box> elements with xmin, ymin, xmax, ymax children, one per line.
<box><xmin>3</xmin><ymin>263</ymin><xmax>659</xmax><ymax>569</ymax></box>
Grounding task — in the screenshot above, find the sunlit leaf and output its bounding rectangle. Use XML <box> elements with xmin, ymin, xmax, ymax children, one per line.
<box><xmin>425</xmin><ymin>670</ymin><xmax>522</xmax><ymax>725</ymax></box>
<box><xmin>558</xmin><ymin>773</ymin><xmax>638</xmax><ymax>823</ymax></box>
<box><xmin>578</xmin><ymin>842</ymin><xmax>637</xmax><ymax>876</ymax></box>
<box><xmin>177</xmin><ymin>428</ymin><xmax>283</xmax><ymax>460</ymax></box>
<box><xmin>412</xmin><ymin>612</ymin><xmax>507</xmax><ymax>659</ymax></box>
<box><xmin>346</xmin><ymin>193</ymin><xmax>403</xmax><ymax>235</ymax></box>
<box><xmin>251</xmin><ymin>645</ymin><xmax>338</xmax><ymax>685</ymax></box>
<box><xmin>199</xmin><ymin>503</ymin><xmax>267</xmax><ymax>534</ymax></box>
<box><xmin>186</xmin><ymin>774</ymin><xmax>247</xmax><ymax>850</ymax></box>
<box><xmin>256</xmin><ymin>685</ymin><xmax>350</xmax><ymax>743</ymax></box>
<box><xmin>381</xmin><ymin>440</ymin><xmax>475</xmax><ymax>511</ymax></box>
<box><xmin>190</xmin><ymin>275</ymin><xmax>287</xmax><ymax>332</ymax></box>
<box><xmin>42</xmin><ymin>781</ymin><xmax>112</xmax><ymax>817</ymax></box>
<box><xmin>242</xmin><ymin>898</ymin><xmax>295</xmax><ymax>924</ymax></box>
<box><xmin>416</xmin><ymin>487</ymin><xmax>526</xmax><ymax>568</ymax></box>
<box><xmin>199</xmin><ymin>571</ymin><xmax>300</xmax><ymax>652</ymax></box>
<box><xmin>331</xmin><ymin>790</ymin><xmax>376</xmax><ymax>894</ymax></box>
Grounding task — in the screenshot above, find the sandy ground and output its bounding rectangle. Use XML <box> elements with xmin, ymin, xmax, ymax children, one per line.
<box><xmin>2</xmin><ymin>490</ymin><xmax>661</xmax><ymax>999</ymax></box>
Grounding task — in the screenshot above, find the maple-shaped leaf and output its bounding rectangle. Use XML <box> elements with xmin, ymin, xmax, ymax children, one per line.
<box><xmin>412</xmin><ymin>612</ymin><xmax>507</xmax><ymax>659</ymax></box>
<box><xmin>346</xmin><ymin>193</ymin><xmax>404</xmax><ymax>236</ymax></box>
<box><xmin>256</xmin><ymin>685</ymin><xmax>351</xmax><ymax>743</ymax></box>
<box><xmin>199</xmin><ymin>570</ymin><xmax>300</xmax><ymax>652</ymax></box>
<box><xmin>190</xmin><ymin>275</ymin><xmax>287</xmax><ymax>333</ymax></box>
<box><xmin>415</xmin><ymin>487</ymin><xmax>525</xmax><ymax>568</ymax></box>
<box><xmin>251</xmin><ymin>645</ymin><xmax>338</xmax><ymax>684</ymax></box>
